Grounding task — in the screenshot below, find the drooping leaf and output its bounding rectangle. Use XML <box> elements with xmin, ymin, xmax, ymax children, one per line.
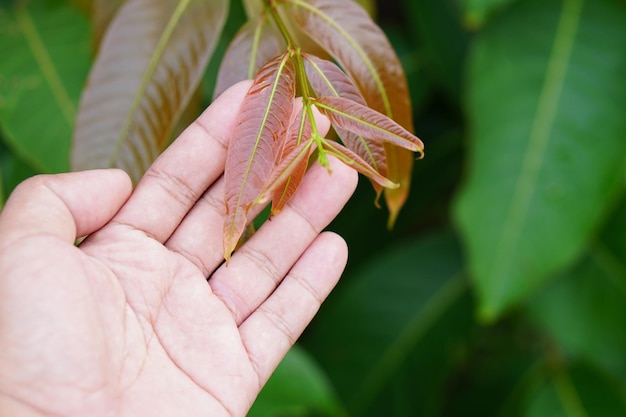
<box><xmin>223</xmin><ymin>53</ymin><xmax>296</xmax><ymax>260</ymax></box>
<box><xmin>270</xmin><ymin>104</ymin><xmax>313</xmax><ymax>214</ymax></box>
<box><xmin>71</xmin><ymin>0</ymin><xmax>228</xmax><ymax>183</ymax></box>
<box><xmin>313</xmin><ymin>96</ymin><xmax>424</xmax><ymax>153</ymax></box>
<box><xmin>91</xmin><ymin>0</ymin><xmax>125</xmax><ymax>50</ymax></box>
<box><xmin>213</xmin><ymin>14</ymin><xmax>286</xmax><ymax>99</ymax></box>
<box><xmin>323</xmin><ymin>139</ymin><xmax>396</xmax><ymax>190</ymax></box>
<box><xmin>0</xmin><ymin>1</ymin><xmax>91</xmax><ymax>173</ymax></box>
<box><xmin>248</xmin><ymin>344</ymin><xmax>345</xmax><ymax>417</ymax></box>
<box><xmin>454</xmin><ymin>0</ymin><xmax>626</xmax><ymax>320</ymax></box>
<box><xmin>304</xmin><ymin>53</ymin><xmax>388</xmax><ymax>199</ymax></box>
<box><xmin>305</xmin><ymin>232</ymin><xmax>473</xmax><ymax>416</ymax></box>
<box><xmin>283</xmin><ymin>0</ymin><xmax>416</xmax><ymax>225</ymax></box>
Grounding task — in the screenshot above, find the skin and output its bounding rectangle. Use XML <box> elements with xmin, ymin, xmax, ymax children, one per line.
<box><xmin>0</xmin><ymin>81</ymin><xmax>357</xmax><ymax>417</ymax></box>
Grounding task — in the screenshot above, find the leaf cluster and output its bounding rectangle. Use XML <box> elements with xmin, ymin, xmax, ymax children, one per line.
<box><xmin>72</xmin><ymin>0</ymin><xmax>423</xmax><ymax>260</ymax></box>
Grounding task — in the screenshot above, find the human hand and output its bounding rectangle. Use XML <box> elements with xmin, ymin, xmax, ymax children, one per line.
<box><xmin>0</xmin><ymin>81</ymin><xmax>357</xmax><ymax>417</ymax></box>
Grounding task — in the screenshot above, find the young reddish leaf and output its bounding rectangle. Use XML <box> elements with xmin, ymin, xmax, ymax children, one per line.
<box><xmin>313</xmin><ymin>96</ymin><xmax>424</xmax><ymax>154</ymax></box>
<box><xmin>223</xmin><ymin>53</ymin><xmax>296</xmax><ymax>261</ymax></box>
<box><xmin>323</xmin><ymin>140</ymin><xmax>397</xmax><ymax>190</ymax></box>
<box><xmin>72</xmin><ymin>0</ymin><xmax>228</xmax><ymax>183</ymax></box>
<box><xmin>303</xmin><ymin>53</ymin><xmax>387</xmax><ymax>200</ymax></box>
<box><xmin>271</xmin><ymin>104</ymin><xmax>314</xmax><ymax>215</ymax></box>
<box><xmin>214</xmin><ymin>14</ymin><xmax>286</xmax><ymax>99</ymax></box>
<box><xmin>283</xmin><ymin>0</ymin><xmax>416</xmax><ymax>225</ymax></box>
<box><xmin>303</xmin><ymin>53</ymin><xmax>364</xmax><ymax>103</ymax></box>
<box><xmin>256</xmin><ymin>139</ymin><xmax>314</xmax><ymax>212</ymax></box>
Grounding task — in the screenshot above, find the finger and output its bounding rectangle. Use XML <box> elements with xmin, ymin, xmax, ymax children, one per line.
<box><xmin>208</xmin><ymin>156</ymin><xmax>358</xmax><ymax>325</ymax></box>
<box><xmin>0</xmin><ymin>169</ymin><xmax>132</xmax><ymax>246</ymax></box>
<box><xmin>163</xmin><ymin>176</ymin><xmax>228</xmax><ymax>277</ymax></box>
<box><xmin>238</xmin><ymin>232</ymin><xmax>348</xmax><ymax>385</ymax></box>
<box><xmin>111</xmin><ymin>80</ymin><xmax>252</xmax><ymax>242</ymax></box>
<box><xmin>164</xmin><ymin>103</ymin><xmax>332</xmax><ymax>277</ymax></box>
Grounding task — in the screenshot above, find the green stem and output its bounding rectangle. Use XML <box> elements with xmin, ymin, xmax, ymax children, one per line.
<box><xmin>267</xmin><ymin>2</ymin><xmax>328</xmax><ymax>169</ymax></box>
<box><xmin>267</xmin><ymin>2</ymin><xmax>294</xmax><ymax>47</ymax></box>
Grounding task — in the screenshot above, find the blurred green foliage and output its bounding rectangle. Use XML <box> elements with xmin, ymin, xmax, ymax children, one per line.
<box><xmin>1</xmin><ymin>0</ymin><xmax>626</xmax><ymax>416</ymax></box>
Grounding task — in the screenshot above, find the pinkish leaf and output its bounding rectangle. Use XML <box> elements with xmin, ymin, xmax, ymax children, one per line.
<box><xmin>72</xmin><ymin>0</ymin><xmax>228</xmax><ymax>183</ymax></box>
<box><xmin>283</xmin><ymin>0</ymin><xmax>416</xmax><ymax>225</ymax></box>
<box><xmin>303</xmin><ymin>53</ymin><xmax>387</xmax><ymax>199</ymax></box>
<box><xmin>271</xmin><ymin>104</ymin><xmax>314</xmax><ymax>215</ymax></box>
<box><xmin>323</xmin><ymin>140</ymin><xmax>396</xmax><ymax>189</ymax></box>
<box><xmin>256</xmin><ymin>139</ymin><xmax>314</xmax><ymax>211</ymax></box>
<box><xmin>223</xmin><ymin>53</ymin><xmax>296</xmax><ymax>260</ymax></box>
<box><xmin>214</xmin><ymin>13</ymin><xmax>286</xmax><ymax>99</ymax></box>
<box><xmin>313</xmin><ymin>96</ymin><xmax>424</xmax><ymax>154</ymax></box>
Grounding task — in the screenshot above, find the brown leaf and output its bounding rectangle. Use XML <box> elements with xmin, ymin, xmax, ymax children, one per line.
<box><xmin>283</xmin><ymin>0</ymin><xmax>416</xmax><ymax>225</ymax></box>
<box><xmin>214</xmin><ymin>14</ymin><xmax>286</xmax><ymax>99</ymax></box>
<box><xmin>323</xmin><ymin>140</ymin><xmax>396</xmax><ymax>189</ymax></box>
<box><xmin>72</xmin><ymin>0</ymin><xmax>228</xmax><ymax>183</ymax></box>
<box><xmin>304</xmin><ymin>53</ymin><xmax>387</xmax><ymax>199</ymax></box>
<box><xmin>313</xmin><ymin>96</ymin><xmax>424</xmax><ymax>154</ymax></box>
<box><xmin>256</xmin><ymin>139</ymin><xmax>314</xmax><ymax>211</ymax></box>
<box><xmin>223</xmin><ymin>53</ymin><xmax>296</xmax><ymax>261</ymax></box>
<box><xmin>383</xmin><ymin>144</ymin><xmax>414</xmax><ymax>228</ymax></box>
<box><xmin>270</xmin><ymin>104</ymin><xmax>314</xmax><ymax>215</ymax></box>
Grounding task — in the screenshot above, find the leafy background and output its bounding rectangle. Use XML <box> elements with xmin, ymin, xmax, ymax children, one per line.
<box><xmin>1</xmin><ymin>0</ymin><xmax>626</xmax><ymax>415</ymax></box>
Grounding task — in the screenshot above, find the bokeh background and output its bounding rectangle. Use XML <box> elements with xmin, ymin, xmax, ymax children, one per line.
<box><xmin>1</xmin><ymin>0</ymin><xmax>626</xmax><ymax>415</ymax></box>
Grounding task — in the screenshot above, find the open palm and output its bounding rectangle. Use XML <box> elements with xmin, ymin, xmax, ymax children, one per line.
<box><xmin>0</xmin><ymin>82</ymin><xmax>357</xmax><ymax>417</ymax></box>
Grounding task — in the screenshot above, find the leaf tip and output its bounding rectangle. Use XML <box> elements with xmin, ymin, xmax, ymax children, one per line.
<box><xmin>386</xmin><ymin>208</ymin><xmax>399</xmax><ymax>230</ymax></box>
<box><xmin>223</xmin><ymin>249</ymin><xmax>232</xmax><ymax>265</ymax></box>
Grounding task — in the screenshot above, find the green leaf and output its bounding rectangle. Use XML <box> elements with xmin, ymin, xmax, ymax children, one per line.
<box><xmin>459</xmin><ymin>0</ymin><xmax>519</xmax><ymax>28</ymax></box>
<box><xmin>0</xmin><ymin>1</ymin><xmax>91</xmax><ymax>173</ymax></box>
<box><xmin>0</xmin><ymin>140</ymin><xmax>39</xmax><ymax>197</ymax></box>
<box><xmin>305</xmin><ymin>232</ymin><xmax>473</xmax><ymax>416</ymax></box>
<box><xmin>248</xmin><ymin>345</ymin><xmax>344</xmax><ymax>417</ymax></box>
<box><xmin>72</xmin><ymin>0</ymin><xmax>228</xmax><ymax>182</ymax></box>
<box><xmin>402</xmin><ymin>0</ymin><xmax>468</xmax><ymax>101</ymax></box>
<box><xmin>522</xmin><ymin>363</ymin><xmax>626</xmax><ymax>417</ymax></box>
<box><xmin>527</xmin><ymin>199</ymin><xmax>626</xmax><ymax>380</ymax></box>
<box><xmin>454</xmin><ymin>0</ymin><xmax>626</xmax><ymax>320</ymax></box>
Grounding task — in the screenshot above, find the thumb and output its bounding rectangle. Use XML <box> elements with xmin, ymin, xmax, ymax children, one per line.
<box><xmin>0</xmin><ymin>169</ymin><xmax>132</xmax><ymax>245</ymax></box>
